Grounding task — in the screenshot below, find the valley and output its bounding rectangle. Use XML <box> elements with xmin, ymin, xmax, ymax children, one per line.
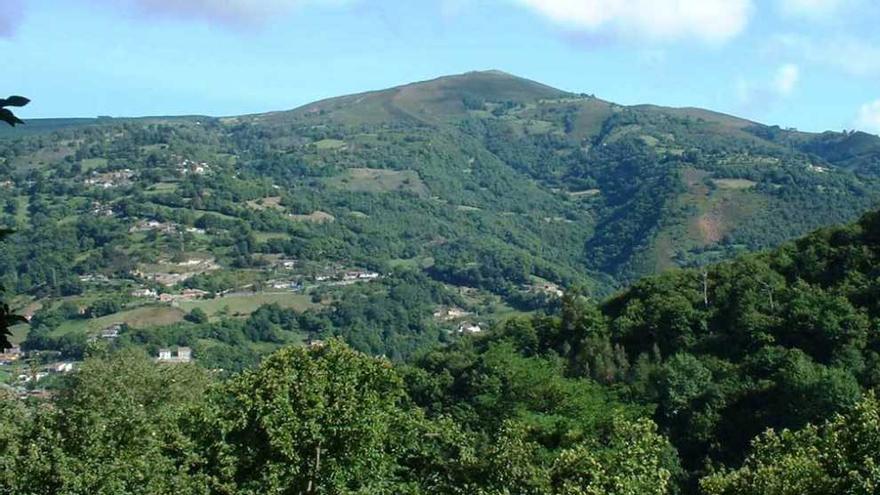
<box><xmin>2</xmin><ymin>71</ymin><xmax>880</xmax><ymax>376</ymax></box>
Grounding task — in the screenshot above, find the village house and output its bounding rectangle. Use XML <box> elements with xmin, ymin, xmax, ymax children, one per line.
<box><xmin>458</xmin><ymin>322</ymin><xmax>483</xmax><ymax>334</ymax></box>
<box><xmin>433</xmin><ymin>306</ymin><xmax>472</xmax><ymax>321</ymax></box>
<box><xmin>178</xmin><ymin>158</ymin><xmax>210</xmax><ymax>175</ymax></box>
<box><xmin>342</xmin><ymin>270</ymin><xmax>381</xmax><ymax>282</ymax></box>
<box><xmin>53</xmin><ymin>362</ymin><xmax>75</xmax><ymax>373</ymax></box>
<box><xmin>90</xmin><ymin>201</ymin><xmax>115</xmax><ymax>217</ymax></box>
<box><xmin>100</xmin><ymin>324</ymin><xmax>122</xmax><ymax>339</ymax></box>
<box><xmin>84</xmin><ymin>169</ymin><xmax>135</xmax><ymax>189</ymax></box>
<box><xmin>529</xmin><ymin>283</ymin><xmax>564</xmax><ymax>298</ymax></box>
<box><xmin>180</xmin><ymin>288</ymin><xmax>209</xmax><ymax>300</ymax></box>
<box><xmin>0</xmin><ymin>346</ymin><xmax>22</xmax><ymax>364</ymax></box>
<box><xmin>129</xmin><ymin>220</ymin><xmax>179</xmax><ymax>234</ymax></box>
<box><xmin>156</xmin><ymin>347</ymin><xmax>192</xmax><ymax>364</ymax></box>
<box><xmin>79</xmin><ymin>274</ymin><xmax>110</xmax><ymax>283</ymax></box>
<box><xmin>131</xmin><ymin>288</ymin><xmax>158</xmax><ymax>298</ymax></box>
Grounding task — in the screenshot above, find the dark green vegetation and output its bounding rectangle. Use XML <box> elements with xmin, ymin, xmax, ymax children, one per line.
<box><xmin>4</xmin><ymin>209</ymin><xmax>880</xmax><ymax>493</ymax></box>
<box><xmin>0</xmin><ymin>94</ymin><xmax>30</xmax><ymax>350</ymax></box>
<box><xmin>3</xmin><ymin>71</ymin><xmax>880</xmax><ymax>365</ymax></box>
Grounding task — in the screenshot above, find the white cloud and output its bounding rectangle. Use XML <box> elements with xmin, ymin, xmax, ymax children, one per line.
<box><xmin>856</xmin><ymin>99</ymin><xmax>880</xmax><ymax>134</ymax></box>
<box><xmin>514</xmin><ymin>0</ymin><xmax>753</xmax><ymax>43</ymax></box>
<box><xmin>778</xmin><ymin>0</ymin><xmax>846</xmax><ymax>17</ymax></box>
<box><xmin>773</xmin><ymin>63</ymin><xmax>800</xmax><ymax>95</ymax></box>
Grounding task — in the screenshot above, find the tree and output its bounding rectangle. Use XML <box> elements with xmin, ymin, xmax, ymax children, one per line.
<box><xmin>0</xmin><ymin>349</ymin><xmax>211</xmax><ymax>494</ymax></box>
<box><xmin>0</xmin><ymin>95</ymin><xmax>29</xmax><ymax>127</ymax></box>
<box><xmin>185</xmin><ymin>307</ymin><xmax>208</xmax><ymax>324</ymax></box>
<box><xmin>0</xmin><ymin>95</ymin><xmax>29</xmax><ymax>349</ymax></box>
<box><xmin>195</xmin><ymin>339</ymin><xmax>422</xmax><ymax>494</ymax></box>
<box><xmin>701</xmin><ymin>394</ymin><xmax>880</xmax><ymax>495</ymax></box>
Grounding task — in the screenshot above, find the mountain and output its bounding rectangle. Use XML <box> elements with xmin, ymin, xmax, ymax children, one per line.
<box><xmin>2</xmin><ymin>70</ymin><xmax>880</xmax><ymax>361</ymax></box>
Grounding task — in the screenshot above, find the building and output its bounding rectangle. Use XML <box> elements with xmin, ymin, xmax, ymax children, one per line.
<box><xmin>458</xmin><ymin>322</ymin><xmax>483</xmax><ymax>334</ymax></box>
<box><xmin>131</xmin><ymin>288</ymin><xmax>158</xmax><ymax>299</ymax></box>
<box><xmin>156</xmin><ymin>347</ymin><xmax>193</xmax><ymax>364</ymax></box>
<box><xmin>434</xmin><ymin>306</ymin><xmax>472</xmax><ymax>321</ymax></box>
<box><xmin>0</xmin><ymin>345</ymin><xmax>22</xmax><ymax>363</ymax></box>
<box><xmin>100</xmin><ymin>324</ymin><xmax>121</xmax><ymax>339</ymax></box>
<box><xmin>54</xmin><ymin>362</ymin><xmax>75</xmax><ymax>373</ymax></box>
<box><xmin>180</xmin><ymin>288</ymin><xmax>209</xmax><ymax>300</ymax></box>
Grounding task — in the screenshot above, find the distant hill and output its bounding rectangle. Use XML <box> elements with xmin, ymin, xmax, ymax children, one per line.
<box><xmin>2</xmin><ymin>69</ymin><xmax>880</xmax><ymax>300</ymax></box>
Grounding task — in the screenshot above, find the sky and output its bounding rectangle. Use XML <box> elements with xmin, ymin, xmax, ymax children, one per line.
<box><xmin>2</xmin><ymin>0</ymin><xmax>880</xmax><ymax>134</ymax></box>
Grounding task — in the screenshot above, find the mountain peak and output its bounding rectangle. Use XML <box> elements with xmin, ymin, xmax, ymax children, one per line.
<box><xmin>281</xmin><ymin>70</ymin><xmax>570</xmax><ymax>125</ymax></box>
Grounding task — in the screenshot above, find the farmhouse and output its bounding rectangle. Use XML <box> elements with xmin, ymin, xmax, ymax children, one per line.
<box><xmin>100</xmin><ymin>324</ymin><xmax>122</xmax><ymax>339</ymax></box>
<box><xmin>131</xmin><ymin>288</ymin><xmax>158</xmax><ymax>298</ymax></box>
<box><xmin>84</xmin><ymin>169</ymin><xmax>135</xmax><ymax>188</ymax></box>
<box><xmin>0</xmin><ymin>346</ymin><xmax>22</xmax><ymax>363</ymax></box>
<box><xmin>156</xmin><ymin>347</ymin><xmax>192</xmax><ymax>364</ymax></box>
<box><xmin>458</xmin><ymin>322</ymin><xmax>483</xmax><ymax>334</ymax></box>
<box><xmin>434</xmin><ymin>306</ymin><xmax>471</xmax><ymax>321</ymax></box>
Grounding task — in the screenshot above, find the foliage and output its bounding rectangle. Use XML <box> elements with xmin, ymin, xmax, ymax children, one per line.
<box><xmin>700</xmin><ymin>393</ymin><xmax>880</xmax><ymax>495</ymax></box>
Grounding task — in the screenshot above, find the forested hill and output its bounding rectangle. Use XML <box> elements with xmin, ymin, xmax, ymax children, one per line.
<box><xmin>3</xmin><ymin>70</ymin><xmax>880</xmax><ymax>364</ymax></box>
<box><xmin>3</xmin><ymin>71</ymin><xmax>880</xmax><ymax>289</ymax></box>
<box><xmin>4</xmin><ymin>209</ymin><xmax>880</xmax><ymax>494</ymax></box>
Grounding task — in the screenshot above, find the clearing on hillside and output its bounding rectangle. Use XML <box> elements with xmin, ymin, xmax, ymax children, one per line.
<box><xmin>327</xmin><ymin>167</ymin><xmax>429</xmax><ymax>196</ymax></box>
<box><xmin>289</xmin><ymin>211</ymin><xmax>335</xmax><ymax>223</ymax></box>
<box><xmin>178</xmin><ymin>292</ymin><xmax>319</xmax><ymax>317</ymax></box>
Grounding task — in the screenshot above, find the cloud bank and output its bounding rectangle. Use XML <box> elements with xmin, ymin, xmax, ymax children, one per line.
<box><xmin>514</xmin><ymin>0</ymin><xmax>753</xmax><ymax>43</ymax></box>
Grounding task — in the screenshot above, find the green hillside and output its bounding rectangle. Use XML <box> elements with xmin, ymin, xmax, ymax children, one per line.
<box><xmin>2</xmin><ymin>70</ymin><xmax>880</xmax><ymax>365</ymax></box>
<box><xmin>5</xmin><ymin>205</ymin><xmax>880</xmax><ymax>494</ymax></box>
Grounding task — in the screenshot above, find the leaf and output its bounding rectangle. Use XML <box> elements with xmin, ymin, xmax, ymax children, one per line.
<box><xmin>0</xmin><ymin>108</ymin><xmax>24</xmax><ymax>127</ymax></box>
<box><xmin>0</xmin><ymin>95</ymin><xmax>30</xmax><ymax>107</ymax></box>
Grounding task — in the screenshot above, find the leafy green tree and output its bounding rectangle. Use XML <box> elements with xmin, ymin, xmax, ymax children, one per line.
<box><xmin>701</xmin><ymin>394</ymin><xmax>880</xmax><ymax>495</ymax></box>
<box><xmin>0</xmin><ymin>95</ymin><xmax>29</xmax><ymax>127</ymax></box>
<box><xmin>0</xmin><ymin>349</ymin><xmax>211</xmax><ymax>494</ymax></box>
<box><xmin>196</xmin><ymin>339</ymin><xmax>421</xmax><ymax>494</ymax></box>
<box><xmin>185</xmin><ymin>307</ymin><xmax>209</xmax><ymax>324</ymax></box>
<box><xmin>550</xmin><ymin>417</ymin><xmax>673</xmax><ymax>495</ymax></box>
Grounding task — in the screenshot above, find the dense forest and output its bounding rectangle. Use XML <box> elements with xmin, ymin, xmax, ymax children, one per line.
<box><xmin>3</xmin><ymin>207</ymin><xmax>880</xmax><ymax>493</ymax></box>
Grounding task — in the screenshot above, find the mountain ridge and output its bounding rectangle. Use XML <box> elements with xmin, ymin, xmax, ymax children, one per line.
<box><xmin>6</xmin><ymin>70</ymin><xmax>873</xmax><ymax>140</ymax></box>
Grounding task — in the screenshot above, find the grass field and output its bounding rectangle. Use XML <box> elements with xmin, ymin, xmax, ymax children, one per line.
<box><xmin>314</xmin><ymin>139</ymin><xmax>347</xmax><ymax>150</ymax></box>
<box><xmin>289</xmin><ymin>211</ymin><xmax>335</xmax><ymax>223</ymax></box>
<box><xmin>145</xmin><ymin>182</ymin><xmax>179</xmax><ymax>194</ymax></box>
<box><xmin>327</xmin><ymin>168</ymin><xmax>429</xmax><ymax>197</ymax></box>
<box><xmin>178</xmin><ymin>292</ymin><xmax>319</xmax><ymax>318</ymax></box>
<box><xmin>52</xmin><ymin>305</ymin><xmax>186</xmax><ymax>337</ymax></box>
<box><xmin>254</xmin><ymin>231</ymin><xmax>289</xmax><ymax>241</ymax></box>
<box><xmin>567</xmin><ymin>189</ymin><xmax>600</xmax><ymax>198</ymax></box>
<box><xmin>247</xmin><ymin>196</ymin><xmax>284</xmax><ymax>211</ymax></box>
<box><xmin>713</xmin><ymin>178</ymin><xmax>757</xmax><ymax>190</ymax></box>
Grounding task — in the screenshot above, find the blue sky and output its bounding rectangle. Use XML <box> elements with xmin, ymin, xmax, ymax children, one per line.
<box><xmin>2</xmin><ymin>0</ymin><xmax>880</xmax><ymax>133</ymax></box>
